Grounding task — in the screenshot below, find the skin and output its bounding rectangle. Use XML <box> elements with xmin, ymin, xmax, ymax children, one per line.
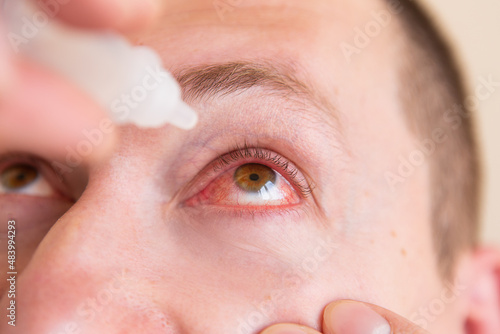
<box><xmin>0</xmin><ymin>0</ymin><xmax>499</xmax><ymax>333</ymax></box>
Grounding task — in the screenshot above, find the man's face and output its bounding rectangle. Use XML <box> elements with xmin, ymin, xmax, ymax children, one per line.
<box><xmin>0</xmin><ymin>0</ymin><xmax>463</xmax><ymax>333</ymax></box>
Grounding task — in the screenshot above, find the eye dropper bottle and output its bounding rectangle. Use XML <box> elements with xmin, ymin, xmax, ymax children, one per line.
<box><xmin>3</xmin><ymin>0</ymin><xmax>198</xmax><ymax>130</ymax></box>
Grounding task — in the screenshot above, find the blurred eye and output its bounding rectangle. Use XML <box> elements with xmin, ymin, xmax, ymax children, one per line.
<box><xmin>0</xmin><ymin>163</ymin><xmax>56</xmax><ymax>197</ymax></box>
<box><xmin>185</xmin><ymin>147</ymin><xmax>311</xmax><ymax>208</ymax></box>
<box><xmin>2</xmin><ymin>164</ymin><xmax>37</xmax><ymax>189</ymax></box>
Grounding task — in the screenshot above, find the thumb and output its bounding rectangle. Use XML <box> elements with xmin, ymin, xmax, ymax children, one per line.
<box><xmin>322</xmin><ymin>300</ymin><xmax>430</xmax><ymax>334</ymax></box>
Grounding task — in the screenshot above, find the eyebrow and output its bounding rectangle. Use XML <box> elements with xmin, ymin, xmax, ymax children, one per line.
<box><xmin>172</xmin><ymin>61</ymin><xmax>340</xmax><ymax>129</ymax></box>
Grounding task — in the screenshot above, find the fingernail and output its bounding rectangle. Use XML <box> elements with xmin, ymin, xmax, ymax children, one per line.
<box><xmin>261</xmin><ymin>324</ymin><xmax>309</xmax><ymax>334</ymax></box>
<box><xmin>325</xmin><ymin>301</ymin><xmax>391</xmax><ymax>334</ymax></box>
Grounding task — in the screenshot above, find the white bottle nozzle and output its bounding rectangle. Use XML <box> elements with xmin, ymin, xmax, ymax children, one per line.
<box><xmin>165</xmin><ymin>101</ymin><xmax>199</xmax><ymax>130</ymax></box>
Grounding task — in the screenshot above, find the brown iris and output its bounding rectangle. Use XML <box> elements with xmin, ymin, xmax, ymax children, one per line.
<box><xmin>234</xmin><ymin>163</ymin><xmax>276</xmax><ymax>192</ymax></box>
<box><xmin>1</xmin><ymin>164</ymin><xmax>38</xmax><ymax>190</ymax></box>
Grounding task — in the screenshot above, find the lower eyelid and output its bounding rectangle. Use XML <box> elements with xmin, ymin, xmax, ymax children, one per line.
<box><xmin>0</xmin><ymin>195</ymin><xmax>73</xmax><ymax>233</ymax></box>
<box><xmin>180</xmin><ymin>202</ymin><xmax>308</xmax><ymax>222</ymax></box>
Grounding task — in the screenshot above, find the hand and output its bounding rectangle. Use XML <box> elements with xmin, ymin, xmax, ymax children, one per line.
<box><xmin>36</xmin><ymin>0</ymin><xmax>165</xmax><ymax>33</ymax></box>
<box><xmin>0</xmin><ymin>0</ymin><xmax>165</xmax><ymax>170</ymax></box>
<box><xmin>260</xmin><ymin>300</ymin><xmax>429</xmax><ymax>334</ymax></box>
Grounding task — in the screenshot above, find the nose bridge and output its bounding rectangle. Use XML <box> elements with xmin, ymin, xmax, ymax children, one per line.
<box><xmin>0</xmin><ymin>151</ymin><xmax>178</xmax><ymax>333</ymax></box>
<box><xmin>46</xmin><ymin>151</ymin><xmax>153</xmax><ymax>268</ymax></box>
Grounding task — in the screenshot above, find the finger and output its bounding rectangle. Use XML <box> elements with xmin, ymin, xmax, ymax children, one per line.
<box><xmin>34</xmin><ymin>0</ymin><xmax>164</xmax><ymax>33</ymax></box>
<box><xmin>322</xmin><ymin>300</ymin><xmax>429</xmax><ymax>334</ymax></box>
<box><xmin>0</xmin><ymin>60</ymin><xmax>118</xmax><ymax>174</ymax></box>
<box><xmin>260</xmin><ymin>323</ymin><xmax>323</xmax><ymax>334</ymax></box>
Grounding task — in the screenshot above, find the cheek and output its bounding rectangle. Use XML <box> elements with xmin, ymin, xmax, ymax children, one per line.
<box><xmin>142</xmin><ymin>220</ymin><xmax>347</xmax><ymax>331</ymax></box>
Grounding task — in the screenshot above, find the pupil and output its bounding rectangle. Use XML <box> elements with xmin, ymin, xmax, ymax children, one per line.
<box><xmin>234</xmin><ymin>163</ymin><xmax>275</xmax><ymax>193</ymax></box>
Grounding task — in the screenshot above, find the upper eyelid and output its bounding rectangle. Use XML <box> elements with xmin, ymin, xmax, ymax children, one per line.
<box><xmin>0</xmin><ymin>152</ymin><xmax>40</xmax><ymax>166</ymax></box>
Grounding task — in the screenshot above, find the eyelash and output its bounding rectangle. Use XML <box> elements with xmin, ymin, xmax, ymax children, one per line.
<box><xmin>212</xmin><ymin>144</ymin><xmax>313</xmax><ymax>198</ymax></box>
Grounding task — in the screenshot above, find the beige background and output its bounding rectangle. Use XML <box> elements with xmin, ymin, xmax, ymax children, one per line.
<box><xmin>419</xmin><ymin>0</ymin><xmax>500</xmax><ymax>244</ymax></box>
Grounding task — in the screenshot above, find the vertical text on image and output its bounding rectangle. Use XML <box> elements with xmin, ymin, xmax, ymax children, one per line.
<box><xmin>6</xmin><ymin>220</ymin><xmax>17</xmax><ymax>327</ymax></box>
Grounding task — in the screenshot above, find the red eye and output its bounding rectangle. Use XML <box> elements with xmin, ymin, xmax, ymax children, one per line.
<box><xmin>185</xmin><ymin>162</ymin><xmax>301</xmax><ymax>208</ymax></box>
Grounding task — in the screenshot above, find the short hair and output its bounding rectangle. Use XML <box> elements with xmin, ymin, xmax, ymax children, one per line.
<box><xmin>387</xmin><ymin>0</ymin><xmax>481</xmax><ymax>277</ymax></box>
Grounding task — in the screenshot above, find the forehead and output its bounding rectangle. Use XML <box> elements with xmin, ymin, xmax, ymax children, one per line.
<box><xmin>131</xmin><ymin>0</ymin><xmax>397</xmax><ymax>85</ymax></box>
